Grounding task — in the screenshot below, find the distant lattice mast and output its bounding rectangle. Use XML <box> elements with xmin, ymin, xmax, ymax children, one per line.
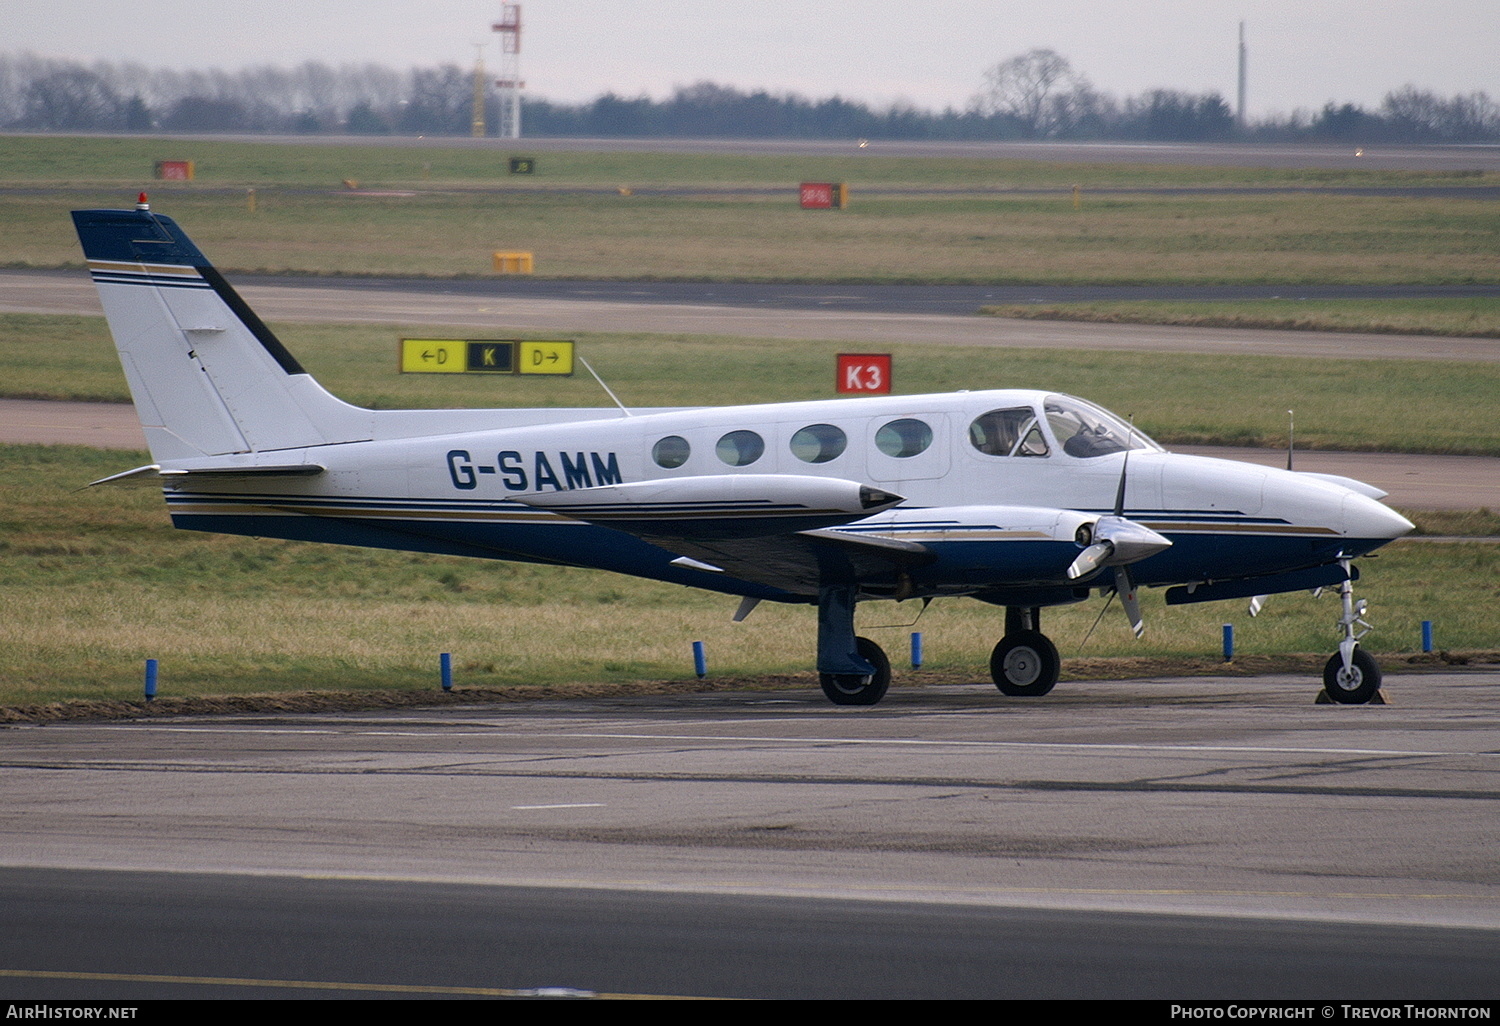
<box><xmin>493</xmin><ymin>4</ymin><xmax>523</xmax><ymax>139</ymax></box>
<box><xmin>1237</xmin><ymin>21</ymin><xmax>1247</xmax><ymax>129</ymax></box>
<box><xmin>471</xmin><ymin>45</ymin><xmax>487</xmax><ymax>137</ymax></box>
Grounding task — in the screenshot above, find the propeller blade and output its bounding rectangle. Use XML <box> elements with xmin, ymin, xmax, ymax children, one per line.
<box><xmin>1067</xmin><ymin>541</ymin><xmax>1113</xmax><ymax>580</ymax></box>
<box><xmin>1248</xmin><ymin>594</ymin><xmax>1268</xmax><ymax>617</ymax></box>
<box><xmin>1116</xmin><ymin>566</ymin><xmax>1145</xmax><ymax>639</ymax></box>
<box><xmin>1113</xmin><ymin>448</ymin><xmax>1130</xmax><ymax>517</ymax></box>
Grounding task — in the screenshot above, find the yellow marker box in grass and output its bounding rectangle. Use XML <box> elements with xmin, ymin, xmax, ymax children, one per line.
<box><xmin>400</xmin><ymin>338</ymin><xmax>573</xmax><ymax>375</ymax></box>
<box><xmin>492</xmin><ymin>251</ymin><xmax>534</xmax><ymax>273</ymax></box>
<box><xmin>518</xmin><ymin>340</ymin><xmax>574</xmax><ymax>375</ymax></box>
<box><xmin>399</xmin><ymin>338</ymin><xmax>468</xmax><ymax>373</ymax></box>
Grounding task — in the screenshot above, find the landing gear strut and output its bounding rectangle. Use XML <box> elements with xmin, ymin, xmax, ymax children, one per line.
<box><xmin>991</xmin><ymin>607</ymin><xmax>1061</xmax><ymax>697</ymax></box>
<box><xmin>816</xmin><ymin>585</ymin><xmax>891</xmax><ymax>706</ymax></box>
<box><xmin>1322</xmin><ymin>559</ymin><xmax>1382</xmax><ymax>705</ymax></box>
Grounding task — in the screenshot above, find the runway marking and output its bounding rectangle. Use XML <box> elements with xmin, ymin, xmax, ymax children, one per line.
<box><xmin>292</xmin><ymin>870</ymin><xmax>1500</xmax><ymax>908</ymax></box>
<box><xmin>511</xmin><ymin>803</ymin><xmax>606</xmax><ymax>810</ymax></box>
<box><xmin>0</xmin><ymin>966</ymin><xmax>702</xmax><ymax>1000</ymax></box>
<box><xmin>549</xmin><ymin>733</ymin><xmax>1482</xmax><ymax>759</ymax></box>
<box><xmin>76</xmin><ymin>723</ymin><xmax>1489</xmax><ymax>759</ymax></box>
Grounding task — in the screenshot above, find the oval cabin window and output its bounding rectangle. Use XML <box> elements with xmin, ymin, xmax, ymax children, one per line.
<box><xmin>874</xmin><ymin>418</ymin><xmax>932</xmax><ymax>458</ymax></box>
<box><xmin>790</xmin><ymin>423</ymin><xmax>847</xmax><ymax>464</ymax></box>
<box><xmin>716</xmin><ymin>430</ymin><xmax>765</xmax><ymax>466</ymax></box>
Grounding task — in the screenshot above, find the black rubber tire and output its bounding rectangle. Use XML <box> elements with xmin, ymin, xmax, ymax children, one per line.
<box><xmin>990</xmin><ymin>631</ymin><xmax>1061</xmax><ymax>697</ymax></box>
<box><xmin>1322</xmin><ymin>647</ymin><xmax>1382</xmax><ymax>704</ymax></box>
<box><xmin>820</xmin><ymin>637</ymin><xmax>891</xmax><ymax>706</ymax></box>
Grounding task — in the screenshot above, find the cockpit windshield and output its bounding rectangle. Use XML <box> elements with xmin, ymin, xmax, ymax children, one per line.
<box><xmin>1044</xmin><ymin>395</ymin><xmax>1160</xmax><ymax>459</ymax></box>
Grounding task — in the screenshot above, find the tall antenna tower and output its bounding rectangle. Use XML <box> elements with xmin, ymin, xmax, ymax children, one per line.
<box><xmin>1237</xmin><ymin>21</ymin><xmax>1247</xmax><ymax>129</ymax></box>
<box><xmin>471</xmin><ymin>44</ymin><xmax>487</xmax><ymax>137</ymax></box>
<box><xmin>493</xmin><ymin>4</ymin><xmax>523</xmax><ymax>139</ymax></box>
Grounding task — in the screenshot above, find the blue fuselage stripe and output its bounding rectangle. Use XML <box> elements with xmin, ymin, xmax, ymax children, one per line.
<box><xmin>166</xmin><ymin>507</ymin><xmax>1382</xmax><ymax>602</ymax></box>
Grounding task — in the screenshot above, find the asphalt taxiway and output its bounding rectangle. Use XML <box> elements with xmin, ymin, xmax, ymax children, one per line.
<box><xmin>3</xmin><ymin>223</ymin><xmax>1497</xmax><ymax>996</ymax></box>
<box><xmin>3</xmin><ymin>269</ymin><xmax>1499</xmax><ymax>510</ymax></box>
<box><xmin>5</xmin><ymin>268</ymin><xmax>1499</xmax><ymax>362</ymax></box>
<box><xmin>3</xmin><ymin>673</ymin><xmax>1497</xmax><ymax>998</ymax></box>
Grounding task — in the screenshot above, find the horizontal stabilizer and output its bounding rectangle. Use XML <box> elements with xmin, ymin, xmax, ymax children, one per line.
<box><xmin>89</xmin><ymin>463</ymin><xmax>326</xmax><ymax>487</ymax></box>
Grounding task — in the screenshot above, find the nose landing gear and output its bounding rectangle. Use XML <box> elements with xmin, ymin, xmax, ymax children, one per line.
<box><xmin>1321</xmin><ymin>558</ymin><xmax>1383</xmax><ymax>705</ymax></box>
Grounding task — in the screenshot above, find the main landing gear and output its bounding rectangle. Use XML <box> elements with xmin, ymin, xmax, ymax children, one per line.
<box><xmin>816</xmin><ymin>585</ymin><xmax>891</xmax><ymax>706</ymax></box>
<box><xmin>812</xmin><ymin>595</ymin><xmax>1064</xmax><ymax>707</ymax></box>
<box><xmin>820</xmin><ymin>636</ymin><xmax>891</xmax><ymax>706</ymax></box>
<box><xmin>1320</xmin><ymin>559</ymin><xmax>1383</xmax><ymax>705</ymax></box>
<box><xmin>990</xmin><ymin>607</ymin><xmax>1061</xmax><ymax>696</ymax></box>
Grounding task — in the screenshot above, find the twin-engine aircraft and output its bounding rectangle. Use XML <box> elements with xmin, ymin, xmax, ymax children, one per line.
<box><xmin>73</xmin><ymin>201</ymin><xmax>1413</xmax><ymax>706</ymax></box>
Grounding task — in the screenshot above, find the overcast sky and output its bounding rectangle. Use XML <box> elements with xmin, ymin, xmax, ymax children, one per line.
<box><xmin>11</xmin><ymin>1</ymin><xmax>1499</xmax><ymax>118</ymax></box>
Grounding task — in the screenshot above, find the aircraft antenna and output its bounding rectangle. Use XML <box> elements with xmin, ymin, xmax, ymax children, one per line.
<box><xmin>579</xmin><ymin>356</ymin><xmax>633</xmax><ymax>416</ymax></box>
<box><xmin>1287</xmin><ymin>409</ymin><xmax>1295</xmax><ymax>470</ymax></box>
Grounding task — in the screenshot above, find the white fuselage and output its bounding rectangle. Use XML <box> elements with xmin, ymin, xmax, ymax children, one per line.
<box><xmin>159</xmin><ymin>389</ymin><xmax>1413</xmax><ymax>601</ymax></box>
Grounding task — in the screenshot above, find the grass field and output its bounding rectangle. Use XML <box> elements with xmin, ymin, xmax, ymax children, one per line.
<box><xmin>2</xmin><ymin>136</ymin><xmax>1496</xmax><ymax>708</ymax></box>
<box><xmin>9</xmin><ymin>190</ymin><xmax>1493</xmax><ymax>285</ymax></box>
<box><xmin>3</xmin><ymin>135</ymin><xmax>1497</xmax><ymax>285</ymax></box>
<box><xmin>5</xmin><ymin>313</ymin><xmax>1498</xmax><ymax>455</ymax></box>
<box><xmin>0</xmin><ymin>444</ymin><xmax>1492</xmax><ymax>707</ymax></box>
<box><xmin>5</xmin><ymin>135</ymin><xmax>1492</xmax><ymax>190</ymax></box>
<box><xmin>983</xmin><ymin>298</ymin><xmax>1500</xmax><ymax>339</ymax></box>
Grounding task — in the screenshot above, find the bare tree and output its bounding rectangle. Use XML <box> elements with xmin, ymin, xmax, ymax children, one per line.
<box><xmin>1382</xmin><ymin>85</ymin><xmax>1500</xmax><ymax>141</ymax></box>
<box><xmin>975</xmin><ymin>48</ymin><xmax>1087</xmax><ymax>138</ymax></box>
<box><xmin>1123</xmin><ymin>89</ymin><xmax>1234</xmax><ymax>141</ymax></box>
<box><xmin>398</xmin><ymin>66</ymin><xmax>471</xmax><ymax>134</ymax></box>
<box><xmin>20</xmin><ymin>65</ymin><xmax>122</xmax><ymax>130</ymax></box>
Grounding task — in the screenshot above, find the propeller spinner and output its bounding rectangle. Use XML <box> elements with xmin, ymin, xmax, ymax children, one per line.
<box><xmin>1066</xmin><ymin>445</ymin><xmax>1171</xmax><ymax>638</ymax></box>
<box><xmin>1066</xmin><ymin>516</ymin><xmax>1173</xmax><ymax>581</ymax></box>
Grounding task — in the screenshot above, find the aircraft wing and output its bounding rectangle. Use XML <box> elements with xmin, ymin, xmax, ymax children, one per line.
<box><xmin>513</xmin><ymin>474</ymin><xmax>926</xmax><ymax>594</ymax></box>
<box><xmin>647</xmin><ymin>527</ymin><xmax>936</xmax><ymax>595</ymax></box>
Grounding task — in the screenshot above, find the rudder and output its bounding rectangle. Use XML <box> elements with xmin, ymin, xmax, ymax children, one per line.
<box><xmin>73</xmin><ymin>202</ymin><xmax>371</xmax><ymax>461</ymax></box>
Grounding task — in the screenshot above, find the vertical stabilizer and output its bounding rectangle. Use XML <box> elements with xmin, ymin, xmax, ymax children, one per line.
<box><xmin>72</xmin><ymin>206</ymin><xmax>372</xmax><ymax>461</ymax></box>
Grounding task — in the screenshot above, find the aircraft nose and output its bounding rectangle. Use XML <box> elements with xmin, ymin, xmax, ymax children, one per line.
<box><xmin>1343</xmin><ymin>491</ymin><xmax>1414</xmax><ymax>540</ymax></box>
